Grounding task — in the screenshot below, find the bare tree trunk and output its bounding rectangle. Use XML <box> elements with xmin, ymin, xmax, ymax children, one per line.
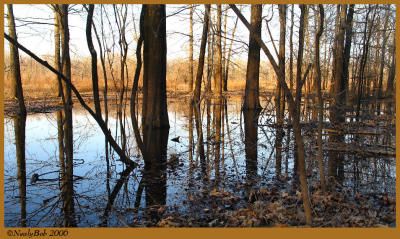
<box><xmin>289</xmin><ymin>4</ymin><xmax>294</xmax><ymax>94</ymax></box>
<box><xmin>328</xmin><ymin>5</ymin><xmax>346</xmax><ymax>181</ymax></box>
<box><xmin>192</xmin><ymin>4</ymin><xmax>210</xmax><ymax>173</ymax></box>
<box><xmin>356</xmin><ymin>5</ymin><xmax>376</xmax><ymax>119</ymax></box>
<box><xmin>7</xmin><ymin>5</ymin><xmax>27</xmax><ymax>226</ymax></box>
<box><xmin>142</xmin><ymin>4</ymin><xmax>169</xmax><ymax>169</ymax></box>
<box><xmin>189</xmin><ymin>4</ymin><xmax>194</xmax><ymax>92</ymax></box>
<box><xmin>222</xmin><ymin>5</ymin><xmax>228</xmax><ymax>92</ymax></box>
<box><xmin>206</xmin><ymin>15</ymin><xmax>213</xmax><ymax>94</ymax></box>
<box><xmin>214</xmin><ymin>5</ymin><xmax>223</xmax><ymax>97</ymax></box>
<box><xmin>275</xmin><ymin>4</ymin><xmax>286</xmax><ymax>179</ymax></box>
<box><xmin>52</xmin><ymin>5</ymin><xmax>67</xmax><ymax>199</ymax></box>
<box><xmin>376</xmin><ymin>6</ymin><xmax>390</xmax><ymax>114</ymax></box>
<box><xmin>385</xmin><ymin>36</ymin><xmax>395</xmax><ymax>96</ymax></box>
<box><xmin>86</xmin><ymin>4</ymin><xmax>102</xmax><ymax>117</ymax></box>
<box><xmin>92</xmin><ymin>5</ymin><xmax>111</xmax><ymax>195</ymax></box>
<box><xmin>243</xmin><ymin>4</ymin><xmax>262</xmax><ymax>110</ymax></box>
<box><xmin>224</xmin><ymin>9</ymin><xmax>239</xmax><ymax>90</ymax></box>
<box><xmin>7</xmin><ymin>4</ymin><xmax>26</xmax><ymax>115</ymax></box>
<box><xmin>315</xmin><ymin>4</ymin><xmax>326</xmax><ymax>193</ymax></box>
<box><xmin>230</xmin><ymin>4</ymin><xmax>312</xmax><ymax>225</ymax></box>
<box><xmin>59</xmin><ymin>4</ymin><xmax>76</xmax><ymax>227</ymax></box>
<box><xmin>244</xmin><ymin>110</ymin><xmax>260</xmax><ymax>186</ymax></box>
<box><xmin>342</xmin><ymin>4</ymin><xmax>354</xmax><ymax>106</ymax></box>
<box><xmin>193</xmin><ymin>4</ymin><xmax>210</xmax><ymax>103</ymax></box>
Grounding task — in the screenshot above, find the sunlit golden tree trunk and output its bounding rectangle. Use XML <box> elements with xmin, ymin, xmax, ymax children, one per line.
<box><xmin>213</xmin><ymin>5</ymin><xmax>223</xmax><ymax>183</ymax></box>
<box><xmin>189</xmin><ymin>5</ymin><xmax>194</xmax><ymax>92</ymax></box>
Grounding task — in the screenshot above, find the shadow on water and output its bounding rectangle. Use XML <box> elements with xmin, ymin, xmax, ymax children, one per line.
<box><xmin>3</xmin><ymin>95</ymin><xmax>396</xmax><ymax>227</ymax></box>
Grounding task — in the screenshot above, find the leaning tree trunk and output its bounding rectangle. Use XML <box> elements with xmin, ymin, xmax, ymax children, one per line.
<box><xmin>86</xmin><ymin>4</ymin><xmax>102</xmax><ymax>117</ymax></box>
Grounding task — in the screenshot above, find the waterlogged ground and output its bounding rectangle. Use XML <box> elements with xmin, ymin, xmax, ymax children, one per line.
<box><xmin>4</xmin><ymin>95</ymin><xmax>396</xmax><ymax>227</ymax></box>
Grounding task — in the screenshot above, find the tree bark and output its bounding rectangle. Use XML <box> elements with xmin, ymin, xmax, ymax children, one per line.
<box><xmin>86</xmin><ymin>4</ymin><xmax>102</xmax><ymax>117</ymax></box>
<box><xmin>189</xmin><ymin>4</ymin><xmax>194</xmax><ymax>92</ymax></box>
<box><xmin>7</xmin><ymin>5</ymin><xmax>27</xmax><ymax>226</ymax></box>
<box><xmin>59</xmin><ymin>4</ymin><xmax>76</xmax><ymax>227</ymax></box>
<box><xmin>142</xmin><ymin>4</ymin><xmax>169</xmax><ymax>133</ymax></box>
<box><xmin>243</xmin><ymin>4</ymin><xmax>262</xmax><ymax>110</ymax></box>
<box><xmin>7</xmin><ymin>4</ymin><xmax>26</xmax><ymax>116</ymax></box>
<box><xmin>193</xmin><ymin>5</ymin><xmax>210</xmax><ymax>103</ymax></box>
<box><xmin>230</xmin><ymin>4</ymin><xmax>312</xmax><ymax>225</ymax></box>
<box><xmin>275</xmin><ymin>4</ymin><xmax>286</xmax><ymax>178</ymax></box>
<box><xmin>376</xmin><ymin>6</ymin><xmax>390</xmax><ymax>113</ymax></box>
<box><xmin>315</xmin><ymin>4</ymin><xmax>326</xmax><ymax>193</ymax></box>
<box><xmin>214</xmin><ymin>5</ymin><xmax>223</xmax><ymax>97</ymax></box>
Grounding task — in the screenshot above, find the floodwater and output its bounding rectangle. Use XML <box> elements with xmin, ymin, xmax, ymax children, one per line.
<box><xmin>3</xmin><ymin>95</ymin><xmax>396</xmax><ymax>227</ymax></box>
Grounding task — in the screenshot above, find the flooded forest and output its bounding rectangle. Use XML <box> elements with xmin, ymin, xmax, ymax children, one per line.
<box><xmin>3</xmin><ymin>4</ymin><xmax>396</xmax><ymax>227</ymax></box>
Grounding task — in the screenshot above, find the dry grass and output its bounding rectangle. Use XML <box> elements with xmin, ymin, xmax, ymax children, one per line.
<box><xmin>3</xmin><ymin>55</ymin><xmax>278</xmax><ymax>99</ymax></box>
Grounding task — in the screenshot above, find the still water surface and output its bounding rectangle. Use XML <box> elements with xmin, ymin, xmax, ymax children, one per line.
<box><xmin>4</xmin><ymin>96</ymin><xmax>395</xmax><ymax>227</ymax></box>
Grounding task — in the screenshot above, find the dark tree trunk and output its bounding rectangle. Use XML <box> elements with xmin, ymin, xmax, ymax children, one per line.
<box><xmin>193</xmin><ymin>4</ymin><xmax>210</xmax><ymax>103</ymax></box>
<box><xmin>315</xmin><ymin>4</ymin><xmax>326</xmax><ymax>193</ymax></box>
<box><xmin>328</xmin><ymin>5</ymin><xmax>346</xmax><ymax>181</ymax></box>
<box><xmin>86</xmin><ymin>4</ymin><xmax>102</xmax><ymax>117</ymax></box>
<box><xmin>7</xmin><ymin>5</ymin><xmax>27</xmax><ymax>227</ymax></box>
<box><xmin>142</xmin><ymin>4</ymin><xmax>169</xmax><ymax>133</ymax></box>
<box><xmin>243</xmin><ymin>4</ymin><xmax>262</xmax><ymax>110</ymax></box>
<box><xmin>376</xmin><ymin>6</ymin><xmax>390</xmax><ymax>113</ymax></box>
<box><xmin>7</xmin><ymin>4</ymin><xmax>26</xmax><ymax>116</ymax></box>
<box><xmin>244</xmin><ymin>110</ymin><xmax>260</xmax><ymax>186</ymax></box>
<box><xmin>275</xmin><ymin>4</ymin><xmax>287</xmax><ymax>179</ymax></box>
<box><xmin>192</xmin><ymin>4</ymin><xmax>210</xmax><ymax>173</ymax></box>
<box><xmin>385</xmin><ymin>40</ymin><xmax>395</xmax><ymax>96</ymax></box>
<box><xmin>356</xmin><ymin>5</ymin><xmax>376</xmax><ymax>119</ymax></box>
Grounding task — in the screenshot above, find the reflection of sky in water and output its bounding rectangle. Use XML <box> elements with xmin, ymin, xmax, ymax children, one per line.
<box><xmin>4</xmin><ymin>99</ymin><xmax>396</xmax><ymax>227</ymax></box>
